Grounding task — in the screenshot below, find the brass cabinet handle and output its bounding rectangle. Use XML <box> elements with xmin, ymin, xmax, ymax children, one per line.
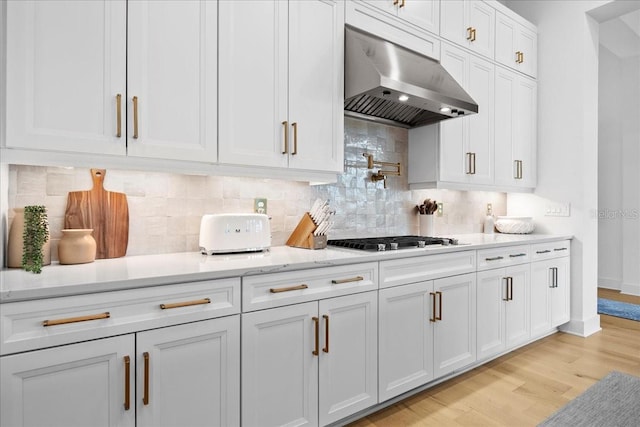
<box><xmin>322</xmin><ymin>314</ymin><xmax>329</xmax><ymax>353</ymax></box>
<box><xmin>509</xmin><ymin>277</ymin><xmax>514</xmax><ymax>301</ymax></box>
<box><xmin>132</xmin><ymin>96</ymin><xmax>139</xmax><ymax>139</ymax></box>
<box><xmin>270</xmin><ymin>284</ymin><xmax>308</xmax><ymax>293</ymax></box>
<box><xmin>467</xmin><ymin>27</ymin><xmax>473</xmax><ymax>41</ymax></box>
<box><xmin>509</xmin><ymin>253</ymin><xmax>527</xmax><ymax>258</ymax></box>
<box><xmin>400</xmin><ymin>0</ymin><xmax>405</xmax><ymax>7</ymax></box>
<box><xmin>502</xmin><ymin>277</ymin><xmax>510</xmax><ymax>301</ymax></box>
<box><xmin>160</xmin><ymin>298</ymin><xmax>211</xmax><ymax>310</ymax></box>
<box><xmin>143</xmin><ymin>352</ymin><xmax>150</xmax><ymax>405</ymax></box>
<box><xmin>520</xmin><ymin>52</ymin><xmax>524</xmax><ymax>63</ymax></box>
<box><xmin>554</xmin><ymin>248</ymin><xmax>568</xmax><ymax>252</ymax></box>
<box><xmin>553</xmin><ymin>267</ymin><xmax>559</xmax><ymax>288</ymax></box>
<box><xmin>472</xmin><ymin>153</ymin><xmax>476</xmax><ymax>174</ymax></box>
<box><xmin>116</xmin><ymin>94</ymin><xmax>122</xmax><ymax>138</ymax></box>
<box><xmin>331</xmin><ymin>276</ymin><xmax>364</xmax><ymax>285</ymax></box>
<box><xmin>436</xmin><ymin>291</ymin><xmax>443</xmax><ymax>321</ymax></box>
<box><xmin>466</xmin><ymin>152</ymin><xmax>473</xmax><ymax>174</ymax></box>
<box><xmin>514</xmin><ymin>160</ymin><xmax>523</xmax><ymax>179</ymax></box>
<box><xmin>393</xmin><ymin>0</ymin><xmax>399</xmax><ymax>5</ymax></box>
<box><xmin>537</xmin><ymin>250</ymin><xmax>551</xmax><ymax>254</ymax></box>
<box><xmin>312</xmin><ymin>317</ymin><xmax>319</xmax><ymax>356</ymax></box>
<box><xmin>472</xmin><ymin>28</ymin><xmax>477</xmax><ymax>41</ymax></box>
<box><xmin>485</xmin><ymin>256</ymin><xmax>504</xmax><ymax>261</ymax></box>
<box><xmin>124</xmin><ymin>355</ymin><xmax>131</xmax><ymax>410</ymax></box>
<box><xmin>43</xmin><ymin>312</ymin><xmax>110</xmax><ymax>327</ymax></box>
<box><xmin>292</xmin><ymin>122</ymin><xmax>298</xmax><ymax>155</ymax></box>
<box><xmin>282</xmin><ymin>121</ymin><xmax>289</xmax><ymax>154</ymax></box>
<box><xmin>429</xmin><ymin>292</ymin><xmax>437</xmax><ymax>322</ymax></box>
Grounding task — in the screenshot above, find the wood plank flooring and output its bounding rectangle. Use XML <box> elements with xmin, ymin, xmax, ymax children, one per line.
<box><xmin>348</xmin><ymin>288</ymin><xmax>640</xmax><ymax>427</ymax></box>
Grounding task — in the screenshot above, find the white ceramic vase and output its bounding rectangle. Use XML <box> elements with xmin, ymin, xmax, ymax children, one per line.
<box><xmin>58</xmin><ymin>229</ymin><xmax>97</xmax><ymax>265</ymax></box>
<box><xmin>7</xmin><ymin>207</ymin><xmax>51</xmax><ymax>268</ymax></box>
<box><xmin>419</xmin><ymin>214</ymin><xmax>435</xmax><ymax>237</ymax></box>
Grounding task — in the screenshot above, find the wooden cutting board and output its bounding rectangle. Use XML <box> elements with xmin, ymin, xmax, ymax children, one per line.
<box><xmin>64</xmin><ymin>169</ymin><xmax>129</xmax><ymax>259</ymax></box>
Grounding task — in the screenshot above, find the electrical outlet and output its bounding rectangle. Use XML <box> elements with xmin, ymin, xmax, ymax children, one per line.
<box><xmin>254</xmin><ymin>198</ymin><xmax>267</xmax><ymax>214</ymax></box>
<box><xmin>437</xmin><ymin>202</ymin><xmax>444</xmax><ymax>217</ymax></box>
<box><xmin>487</xmin><ymin>203</ymin><xmax>493</xmax><ymax>214</ymax></box>
<box><xmin>545</xmin><ymin>202</ymin><xmax>570</xmax><ymax>217</ymax></box>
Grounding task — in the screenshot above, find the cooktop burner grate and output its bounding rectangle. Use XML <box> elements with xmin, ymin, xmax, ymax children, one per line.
<box><xmin>327</xmin><ymin>235</ymin><xmax>458</xmax><ymax>251</ymax></box>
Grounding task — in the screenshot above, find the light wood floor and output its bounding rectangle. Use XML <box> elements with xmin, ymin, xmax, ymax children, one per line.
<box><xmin>349</xmin><ymin>289</ymin><xmax>640</xmax><ymax>427</ymax></box>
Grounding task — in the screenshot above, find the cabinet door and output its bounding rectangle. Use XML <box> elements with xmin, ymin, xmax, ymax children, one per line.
<box><xmin>440</xmin><ymin>0</ymin><xmax>466</xmax><ymax>48</ymax></box>
<box><xmin>513</xmin><ymin>76</ymin><xmax>537</xmax><ymax>187</ymax></box>
<box><xmin>530</xmin><ymin>260</ymin><xmax>552</xmax><ymax>337</ymax></box>
<box><xmin>242</xmin><ymin>302</ymin><xmax>318</xmax><ymax>427</ymax></box>
<box><xmin>127</xmin><ymin>0</ymin><xmax>217</xmax><ymax>162</ymax></box>
<box><xmin>505</xmin><ymin>264</ymin><xmax>531</xmax><ymax>348</ymax></box>
<box><xmin>6</xmin><ymin>0</ymin><xmax>126</xmax><ymax>155</ymax></box>
<box><xmin>550</xmin><ymin>257</ymin><xmax>570</xmax><ymax>327</ymax></box>
<box><xmin>319</xmin><ymin>291</ymin><xmax>377</xmax><ymax>425</ymax></box>
<box><xmin>288</xmin><ymin>0</ymin><xmax>344</xmax><ymax>173</ymax></box>
<box><xmin>476</xmin><ymin>269</ymin><xmax>506</xmax><ymax>360</ymax></box>
<box><xmin>516</xmin><ymin>26</ymin><xmax>537</xmax><ymax>78</ymax></box>
<box><xmin>399</xmin><ymin>0</ymin><xmax>440</xmax><ymax>35</ymax></box>
<box><xmin>494</xmin><ymin>67</ymin><xmax>517</xmax><ymax>187</ymax></box>
<box><xmin>218</xmin><ymin>0</ymin><xmax>289</xmax><ymax>168</ymax></box>
<box><xmin>467</xmin><ymin>1</ymin><xmax>495</xmax><ymax>58</ymax></box>
<box><xmin>433</xmin><ymin>273</ymin><xmax>476</xmax><ymax>378</ymax></box>
<box><xmin>379</xmin><ymin>281</ymin><xmax>434</xmax><ymax>402</ymax></box>
<box><xmin>1</xmin><ymin>335</ymin><xmax>135</xmax><ymax>427</ymax></box>
<box><xmin>136</xmin><ymin>316</ymin><xmax>240</xmax><ymax>427</ymax></box>
<box><xmin>495</xmin><ymin>12</ymin><xmax>518</xmax><ymax>69</ymax></box>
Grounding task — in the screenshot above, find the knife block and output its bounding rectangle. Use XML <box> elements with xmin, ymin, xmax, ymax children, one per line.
<box><xmin>286</xmin><ymin>212</ymin><xmax>327</xmax><ymax>250</ymax></box>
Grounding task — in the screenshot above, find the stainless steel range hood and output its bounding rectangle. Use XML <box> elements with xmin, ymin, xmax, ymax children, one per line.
<box><xmin>345</xmin><ymin>27</ymin><xmax>478</xmax><ymax>129</ymax></box>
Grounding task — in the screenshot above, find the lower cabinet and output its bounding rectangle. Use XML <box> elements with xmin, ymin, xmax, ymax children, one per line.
<box><xmin>531</xmin><ymin>256</ymin><xmax>570</xmax><ymax>337</ymax></box>
<box><xmin>242</xmin><ymin>291</ymin><xmax>378</xmax><ymax>427</ymax></box>
<box><xmin>378</xmin><ymin>273</ymin><xmax>476</xmax><ymax>401</ymax></box>
<box><xmin>0</xmin><ymin>316</ymin><xmax>240</xmax><ymax>427</ymax></box>
<box><xmin>476</xmin><ymin>264</ymin><xmax>530</xmax><ymax>360</ymax></box>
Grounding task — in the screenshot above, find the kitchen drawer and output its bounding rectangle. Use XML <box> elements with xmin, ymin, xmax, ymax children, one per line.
<box><xmin>1</xmin><ymin>278</ymin><xmax>240</xmax><ymax>356</ymax></box>
<box><xmin>379</xmin><ymin>251</ymin><xmax>476</xmax><ymax>289</ymax></box>
<box><xmin>477</xmin><ymin>244</ymin><xmax>530</xmax><ymax>271</ymax></box>
<box><xmin>242</xmin><ymin>262</ymin><xmax>378</xmax><ymax>312</ymax></box>
<box><xmin>531</xmin><ymin>240</ymin><xmax>571</xmax><ymax>261</ymax></box>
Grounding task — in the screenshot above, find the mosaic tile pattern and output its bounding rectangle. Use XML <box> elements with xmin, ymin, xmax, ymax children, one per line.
<box><xmin>7</xmin><ymin>119</ymin><xmax>506</xmax><ymax>259</ymax></box>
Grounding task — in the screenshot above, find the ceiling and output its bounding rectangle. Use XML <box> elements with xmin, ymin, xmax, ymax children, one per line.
<box><xmin>600</xmin><ymin>8</ymin><xmax>640</xmax><ymax>58</ymax></box>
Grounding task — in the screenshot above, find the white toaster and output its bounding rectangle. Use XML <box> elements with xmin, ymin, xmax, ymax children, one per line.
<box><xmin>199</xmin><ymin>213</ymin><xmax>271</xmax><ymax>255</ymax></box>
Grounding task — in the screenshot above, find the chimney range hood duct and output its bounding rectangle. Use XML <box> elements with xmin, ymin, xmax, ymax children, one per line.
<box><xmin>344</xmin><ymin>27</ymin><xmax>479</xmax><ymax>129</ymax></box>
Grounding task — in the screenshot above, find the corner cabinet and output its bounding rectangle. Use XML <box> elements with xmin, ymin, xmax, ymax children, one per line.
<box><xmin>218</xmin><ymin>0</ymin><xmax>344</xmax><ymax>173</ymax></box>
<box><xmin>5</xmin><ymin>0</ymin><xmax>218</xmax><ymax>163</ymax></box>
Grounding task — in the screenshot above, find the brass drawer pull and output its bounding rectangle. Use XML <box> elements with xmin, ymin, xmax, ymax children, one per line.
<box><xmin>312</xmin><ymin>317</ymin><xmax>319</xmax><ymax>356</ymax></box>
<box><xmin>485</xmin><ymin>256</ymin><xmax>504</xmax><ymax>261</ymax></box>
<box><xmin>502</xmin><ymin>277</ymin><xmax>510</xmax><ymax>301</ymax></box>
<box><xmin>331</xmin><ymin>276</ymin><xmax>364</xmax><ymax>285</ymax></box>
<box><xmin>270</xmin><ymin>284</ymin><xmax>308</xmax><ymax>293</ymax></box>
<box><xmin>282</xmin><ymin>121</ymin><xmax>289</xmax><ymax>154</ymax></box>
<box><xmin>322</xmin><ymin>314</ymin><xmax>329</xmax><ymax>353</ymax></box>
<box><xmin>143</xmin><ymin>352</ymin><xmax>150</xmax><ymax>405</ymax></box>
<box><xmin>124</xmin><ymin>355</ymin><xmax>131</xmax><ymax>411</ymax></box>
<box><xmin>292</xmin><ymin>122</ymin><xmax>298</xmax><ymax>155</ymax></box>
<box><xmin>436</xmin><ymin>291</ymin><xmax>443</xmax><ymax>321</ymax></box>
<box><xmin>116</xmin><ymin>94</ymin><xmax>122</xmax><ymax>138</ymax></box>
<box><xmin>160</xmin><ymin>298</ymin><xmax>211</xmax><ymax>310</ymax></box>
<box><xmin>467</xmin><ymin>27</ymin><xmax>473</xmax><ymax>41</ymax></box>
<box><xmin>132</xmin><ymin>96</ymin><xmax>139</xmax><ymax>139</ymax></box>
<box><xmin>509</xmin><ymin>253</ymin><xmax>527</xmax><ymax>258</ymax></box>
<box><xmin>43</xmin><ymin>312</ymin><xmax>110</xmax><ymax>327</ymax></box>
<box><xmin>429</xmin><ymin>292</ymin><xmax>437</xmax><ymax>322</ymax></box>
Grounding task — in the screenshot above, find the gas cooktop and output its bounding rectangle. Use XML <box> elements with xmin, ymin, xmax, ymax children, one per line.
<box><xmin>327</xmin><ymin>235</ymin><xmax>460</xmax><ymax>251</ymax></box>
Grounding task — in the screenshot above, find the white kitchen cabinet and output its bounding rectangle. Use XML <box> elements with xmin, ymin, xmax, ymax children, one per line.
<box><xmin>530</xmin><ymin>241</ymin><xmax>571</xmax><ymax>337</ymax></box>
<box><xmin>495</xmin><ymin>66</ymin><xmax>537</xmax><ymax>189</ymax></box>
<box><xmin>432</xmin><ymin>273</ymin><xmax>477</xmax><ymax>378</ymax></box>
<box><xmin>495</xmin><ymin>11</ymin><xmax>537</xmax><ymax>78</ymax></box>
<box><xmin>437</xmin><ymin>43</ymin><xmax>495</xmax><ymax>186</ymax></box>
<box><xmin>440</xmin><ymin>0</ymin><xmax>495</xmax><ymax>59</ymax></box>
<box><xmin>5</xmin><ymin>0</ymin><xmax>217</xmax><ymax>163</ymax></box>
<box><xmin>126</xmin><ymin>0</ymin><xmax>218</xmax><ymax>162</ymax></box>
<box><xmin>477</xmin><ymin>264</ymin><xmax>530</xmax><ymax>360</ymax></box>
<box><xmin>219</xmin><ymin>0</ymin><xmax>344</xmax><ymax>173</ymax></box>
<box><xmin>1</xmin><ymin>334</ymin><xmax>135</xmax><ymax>427</ymax></box>
<box><xmin>361</xmin><ymin>0</ymin><xmax>439</xmax><ymax>36</ymax></box>
<box><xmin>5</xmin><ymin>0</ymin><xmax>127</xmax><ymax>156</ymax></box>
<box><xmin>379</xmin><ymin>281</ymin><xmax>434</xmax><ymax>401</ymax></box>
<box><xmin>242</xmin><ymin>291</ymin><xmax>377</xmax><ymax>427</ymax></box>
<box><xmin>136</xmin><ymin>316</ymin><xmax>240</xmax><ymax>427</ymax></box>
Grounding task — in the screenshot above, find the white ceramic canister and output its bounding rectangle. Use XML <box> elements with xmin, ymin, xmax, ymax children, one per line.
<box><xmin>58</xmin><ymin>229</ymin><xmax>97</xmax><ymax>265</ymax></box>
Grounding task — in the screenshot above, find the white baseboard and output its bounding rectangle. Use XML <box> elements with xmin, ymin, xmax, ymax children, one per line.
<box><xmin>621</xmin><ymin>282</ymin><xmax>640</xmax><ymax>296</ymax></box>
<box><xmin>598</xmin><ymin>277</ymin><xmax>621</xmax><ymax>290</ymax></box>
<box><xmin>560</xmin><ymin>315</ymin><xmax>602</xmax><ymax>337</ymax></box>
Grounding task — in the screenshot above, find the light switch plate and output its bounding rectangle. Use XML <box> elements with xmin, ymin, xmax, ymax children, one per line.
<box><xmin>545</xmin><ymin>202</ymin><xmax>570</xmax><ymax>217</ymax></box>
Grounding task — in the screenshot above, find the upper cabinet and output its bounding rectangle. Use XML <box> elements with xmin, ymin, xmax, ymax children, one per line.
<box><xmin>6</xmin><ymin>0</ymin><xmax>127</xmax><ymax>156</ymax></box>
<box><xmin>495</xmin><ymin>11</ymin><xmax>537</xmax><ymax>78</ymax></box>
<box><xmin>441</xmin><ymin>0</ymin><xmax>495</xmax><ymax>59</ymax></box>
<box><xmin>5</xmin><ymin>0</ymin><xmax>217</xmax><ymax>163</ymax></box>
<box><xmin>218</xmin><ymin>0</ymin><xmax>344</xmax><ymax>174</ymax></box>
<box><xmin>361</xmin><ymin>0</ymin><xmax>439</xmax><ymax>35</ymax></box>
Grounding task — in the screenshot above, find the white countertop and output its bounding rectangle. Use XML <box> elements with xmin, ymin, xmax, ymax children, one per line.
<box><xmin>0</xmin><ymin>233</ymin><xmax>572</xmax><ymax>303</ymax></box>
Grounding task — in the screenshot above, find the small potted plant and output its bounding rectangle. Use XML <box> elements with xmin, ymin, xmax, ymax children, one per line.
<box><xmin>22</xmin><ymin>205</ymin><xmax>50</xmax><ymax>274</ymax></box>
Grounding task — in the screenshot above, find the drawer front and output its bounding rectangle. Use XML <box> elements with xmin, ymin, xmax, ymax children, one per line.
<box><xmin>477</xmin><ymin>244</ymin><xmax>530</xmax><ymax>271</ymax></box>
<box><xmin>379</xmin><ymin>251</ymin><xmax>476</xmax><ymax>289</ymax></box>
<box><xmin>1</xmin><ymin>278</ymin><xmax>240</xmax><ymax>356</ymax></box>
<box><xmin>531</xmin><ymin>240</ymin><xmax>571</xmax><ymax>261</ymax></box>
<box><xmin>242</xmin><ymin>262</ymin><xmax>378</xmax><ymax>312</ymax></box>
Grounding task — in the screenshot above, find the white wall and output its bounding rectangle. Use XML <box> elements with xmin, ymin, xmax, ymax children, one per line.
<box><xmin>598</xmin><ymin>46</ymin><xmax>624</xmax><ymax>289</ymax></box>
<box><xmin>503</xmin><ymin>0</ymin><xmax>616</xmax><ymax>337</ymax></box>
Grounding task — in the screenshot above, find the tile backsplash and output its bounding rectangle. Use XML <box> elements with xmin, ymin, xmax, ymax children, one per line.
<box><xmin>6</xmin><ymin>118</ymin><xmax>505</xmax><ymax>260</ymax></box>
